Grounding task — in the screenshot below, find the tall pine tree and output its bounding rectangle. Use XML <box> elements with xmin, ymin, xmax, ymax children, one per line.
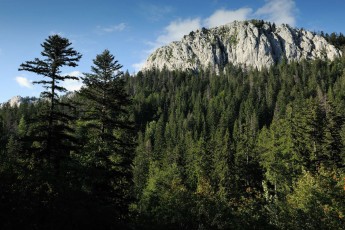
<box><xmin>79</xmin><ymin>49</ymin><xmax>134</xmax><ymax>221</ymax></box>
<box><xmin>19</xmin><ymin>35</ymin><xmax>82</xmax><ymax>172</ymax></box>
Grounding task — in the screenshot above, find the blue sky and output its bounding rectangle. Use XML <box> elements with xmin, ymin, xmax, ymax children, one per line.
<box><xmin>0</xmin><ymin>0</ymin><xmax>345</xmax><ymax>102</ymax></box>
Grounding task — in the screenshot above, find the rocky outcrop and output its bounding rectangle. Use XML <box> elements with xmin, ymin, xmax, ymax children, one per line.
<box><xmin>143</xmin><ymin>21</ymin><xmax>342</xmax><ymax>72</ymax></box>
<box><xmin>9</xmin><ymin>95</ymin><xmax>23</xmax><ymax>107</ymax></box>
<box><xmin>1</xmin><ymin>95</ymin><xmax>38</xmax><ymax>108</ymax></box>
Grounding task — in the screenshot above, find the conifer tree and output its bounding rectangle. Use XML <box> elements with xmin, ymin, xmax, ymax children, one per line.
<box><xmin>80</xmin><ymin>49</ymin><xmax>131</xmax><ymax>143</ymax></box>
<box><xmin>17</xmin><ymin>115</ymin><xmax>27</xmax><ymax>138</ymax></box>
<box><xmin>19</xmin><ymin>35</ymin><xmax>82</xmax><ymax>172</ymax></box>
<box><xmin>79</xmin><ymin>49</ymin><xmax>134</xmax><ymax>219</ymax></box>
<box><xmin>0</xmin><ymin>116</ymin><xmax>5</xmax><ymax>152</ymax></box>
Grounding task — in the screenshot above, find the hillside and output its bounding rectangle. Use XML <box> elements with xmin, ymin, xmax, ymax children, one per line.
<box><xmin>143</xmin><ymin>20</ymin><xmax>342</xmax><ymax>72</ymax></box>
<box><xmin>1</xmin><ymin>23</ymin><xmax>345</xmax><ymax>229</ymax></box>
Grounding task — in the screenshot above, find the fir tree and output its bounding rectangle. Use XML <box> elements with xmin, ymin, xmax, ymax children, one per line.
<box><xmin>18</xmin><ymin>34</ymin><xmax>82</xmax><ymax>172</ymax></box>
<box><xmin>79</xmin><ymin>49</ymin><xmax>134</xmax><ymax>220</ymax></box>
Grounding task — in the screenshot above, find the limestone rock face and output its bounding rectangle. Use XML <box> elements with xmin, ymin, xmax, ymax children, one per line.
<box><xmin>0</xmin><ymin>95</ymin><xmax>38</xmax><ymax>108</ymax></box>
<box><xmin>9</xmin><ymin>95</ymin><xmax>23</xmax><ymax>107</ymax></box>
<box><xmin>143</xmin><ymin>21</ymin><xmax>342</xmax><ymax>72</ymax></box>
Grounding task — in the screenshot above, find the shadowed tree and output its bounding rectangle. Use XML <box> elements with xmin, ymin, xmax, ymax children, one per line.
<box><xmin>78</xmin><ymin>49</ymin><xmax>134</xmax><ymax>222</ymax></box>
<box><xmin>19</xmin><ymin>34</ymin><xmax>82</xmax><ymax>172</ymax></box>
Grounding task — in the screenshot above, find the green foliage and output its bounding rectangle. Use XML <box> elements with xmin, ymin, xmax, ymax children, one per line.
<box><xmin>229</xmin><ymin>32</ymin><xmax>238</xmax><ymax>45</ymax></box>
<box><xmin>1</xmin><ymin>33</ymin><xmax>345</xmax><ymax>229</ymax></box>
<box><xmin>320</xmin><ymin>31</ymin><xmax>345</xmax><ymax>49</ymax></box>
<box><xmin>282</xmin><ymin>168</ymin><xmax>345</xmax><ymax>229</ymax></box>
<box><xmin>77</xmin><ymin>49</ymin><xmax>135</xmax><ymax>221</ymax></box>
<box><xmin>258</xmin><ymin>116</ymin><xmax>299</xmax><ymax>197</ymax></box>
<box><xmin>250</xmin><ymin>19</ymin><xmax>265</xmax><ymax>29</ymax></box>
<box><xmin>18</xmin><ymin>34</ymin><xmax>82</xmax><ymax>170</ymax></box>
<box><xmin>1</xmin><ymin>42</ymin><xmax>134</xmax><ymax>229</ymax></box>
<box><xmin>129</xmin><ymin>57</ymin><xmax>345</xmax><ymax>228</ymax></box>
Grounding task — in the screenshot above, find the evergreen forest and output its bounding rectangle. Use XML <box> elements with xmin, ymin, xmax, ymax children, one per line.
<box><xmin>1</xmin><ymin>34</ymin><xmax>345</xmax><ymax>229</ymax></box>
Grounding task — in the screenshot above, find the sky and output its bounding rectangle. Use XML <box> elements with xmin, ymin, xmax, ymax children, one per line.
<box><xmin>0</xmin><ymin>0</ymin><xmax>345</xmax><ymax>102</ymax></box>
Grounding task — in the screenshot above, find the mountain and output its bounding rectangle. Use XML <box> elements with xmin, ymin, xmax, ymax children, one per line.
<box><xmin>143</xmin><ymin>20</ymin><xmax>342</xmax><ymax>72</ymax></box>
<box><xmin>0</xmin><ymin>95</ymin><xmax>38</xmax><ymax>107</ymax></box>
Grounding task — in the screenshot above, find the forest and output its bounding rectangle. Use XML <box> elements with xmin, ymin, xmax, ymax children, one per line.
<box><xmin>0</xmin><ymin>34</ymin><xmax>345</xmax><ymax>229</ymax></box>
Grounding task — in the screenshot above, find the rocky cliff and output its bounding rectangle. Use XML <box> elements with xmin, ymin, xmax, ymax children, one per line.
<box><xmin>0</xmin><ymin>95</ymin><xmax>38</xmax><ymax>108</ymax></box>
<box><xmin>143</xmin><ymin>20</ymin><xmax>342</xmax><ymax>72</ymax></box>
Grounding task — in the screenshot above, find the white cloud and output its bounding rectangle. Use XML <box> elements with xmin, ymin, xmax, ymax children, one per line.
<box><xmin>65</xmin><ymin>70</ymin><xmax>83</xmax><ymax>78</ymax></box>
<box><xmin>99</xmin><ymin>23</ymin><xmax>127</xmax><ymax>33</ymax></box>
<box><xmin>15</xmin><ymin>76</ymin><xmax>33</xmax><ymax>89</ymax></box>
<box><xmin>150</xmin><ymin>1</ymin><xmax>297</xmax><ymax>50</ymax></box>
<box><xmin>132</xmin><ymin>61</ymin><xmax>146</xmax><ymax>72</ymax></box>
<box><xmin>135</xmin><ymin>0</ymin><xmax>298</xmax><ymax>71</ymax></box>
<box><xmin>255</xmin><ymin>0</ymin><xmax>297</xmax><ymax>26</ymax></box>
<box><xmin>156</xmin><ymin>18</ymin><xmax>202</xmax><ymax>46</ymax></box>
<box><xmin>134</xmin><ymin>18</ymin><xmax>202</xmax><ymax>72</ymax></box>
<box><xmin>204</xmin><ymin>8</ymin><xmax>253</xmax><ymax>28</ymax></box>
<box><xmin>152</xmin><ymin>0</ymin><xmax>298</xmax><ymax>49</ymax></box>
<box><xmin>62</xmin><ymin>71</ymin><xmax>84</xmax><ymax>92</ymax></box>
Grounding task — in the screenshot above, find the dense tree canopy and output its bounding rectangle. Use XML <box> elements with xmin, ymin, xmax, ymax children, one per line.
<box><xmin>0</xmin><ymin>37</ymin><xmax>134</xmax><ymax>229</ymax></box>
<box><xmin>127</xmin><ymin>58</ymin><xmax>345</xmax><ymax>228</ymax></box>
<box><xmin>1</xmin><ymin>34</ymin><xmax>345</xmax><ymax>229</ymax></box>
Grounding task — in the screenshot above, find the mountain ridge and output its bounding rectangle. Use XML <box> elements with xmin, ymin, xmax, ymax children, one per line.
<box><xmin>143</xmin><ymin>20</ymin><xmax>342</xmax><ymax>72</ymax></box>
<box><xmin>0</xmin><ymin>95</ymin><xmax>38</xmax><ymax>108</ymax></box>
